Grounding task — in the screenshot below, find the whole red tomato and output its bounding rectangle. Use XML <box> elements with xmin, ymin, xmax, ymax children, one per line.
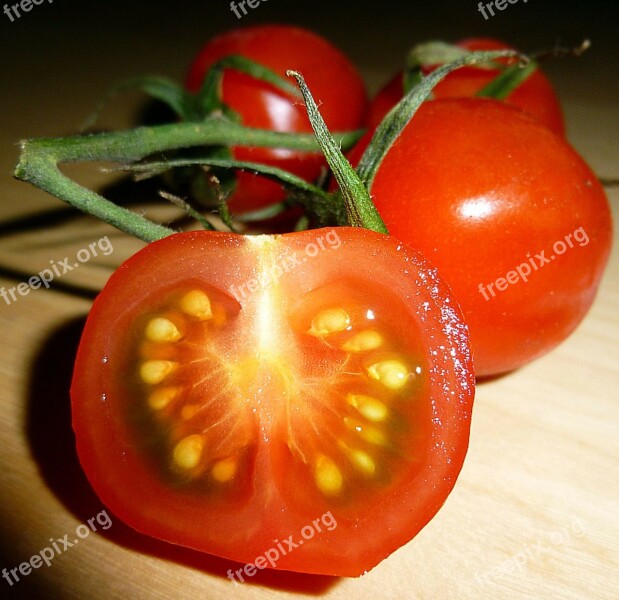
<box><xmin>71</xmin><ymin>227</ymin><xmax>474</xmax><ymax>577</ymax></box>
<box><xmin>368</xmin><ymin>38</ymin><xmax>565</xmax><ymax>135</ymax></box>
<box><xmin>350</xmin><ymin>98</ymin><xmax>611</xmax><ymax>377</ymax></box>
<box><xmin>185</xmin><ymin>25</ymin><xmax>368</xmax><ymax>214</ymax></box>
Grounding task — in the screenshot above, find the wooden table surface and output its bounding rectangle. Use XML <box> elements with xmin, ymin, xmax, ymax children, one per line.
<box><xmin>1</xmin><ymin>1</ymin><xmax>618</xmax><ymax>598</ymax></box>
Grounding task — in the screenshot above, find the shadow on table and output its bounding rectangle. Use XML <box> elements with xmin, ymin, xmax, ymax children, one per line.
<box><xmin>23</xmin><ymin>316</ymin><xmax>338</xmax><ymax>595</ymax></box>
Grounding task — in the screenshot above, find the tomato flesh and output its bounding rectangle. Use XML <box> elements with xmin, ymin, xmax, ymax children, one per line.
<box><xmin>71</xmin><ymin>228</ymin><xmax>474</xmax><ymax>577</ymax></box>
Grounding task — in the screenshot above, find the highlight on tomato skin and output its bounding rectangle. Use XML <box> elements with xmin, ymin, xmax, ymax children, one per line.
<box><xmin>70</xmin><ymin>227</ymin><xmax>475</xmax><ymax>577</ymax></box>
<box><xmin>350</xmin><ymin>98</ymin><xmax>612</xmax><ymax>377</ymax></box>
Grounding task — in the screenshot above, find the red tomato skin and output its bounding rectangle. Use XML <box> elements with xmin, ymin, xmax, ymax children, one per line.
<box><xmin>368</xmin><ymin>38</ymin><xmax>565</xmax><ymax>136</ymax></box>
<box><xmin>358</xmin><ymin>98</ymin><xmax>612</xmax><ymax>377</ymax></box>
<box><xmin>70</xmin><ymin>228</ymin><xmax>474</xmax><ymax>577</ymax></box>
<box><xmin>185</xmin><ymin>25</ymin><xmax>368</xmax><ymax>213</ymax></box>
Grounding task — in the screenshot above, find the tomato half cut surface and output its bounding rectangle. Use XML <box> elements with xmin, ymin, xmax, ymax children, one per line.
<box><xmin>71</xmin><ymin>227</ymin><xmax>475</xmax><ymax>577</ymax></box>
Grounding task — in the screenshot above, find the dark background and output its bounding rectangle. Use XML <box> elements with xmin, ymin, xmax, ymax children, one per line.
<box><xmin>1</xmin><ymin>0</ymin><xmax>617</xmax><ymax>135</ymax></box>
<box><xmin>1</xmin><ymin>0</ymin><xmax>617</xmax><ymax>214</ymax></box>
<box><xmin>1</xmin><ymin>0</ymin><xmax>617</xmax><ymax>218</ymax></box>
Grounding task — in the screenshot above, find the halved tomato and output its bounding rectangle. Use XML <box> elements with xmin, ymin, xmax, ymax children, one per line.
<box><xmin>71</xmin><ymin>227</ymin><xmax>474</xmax><ymax>577</ymax></box>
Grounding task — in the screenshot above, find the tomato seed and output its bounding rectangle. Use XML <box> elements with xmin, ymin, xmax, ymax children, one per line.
<box><xmin>140</xmin><ymin>360</ymin><xmax>177</xmax><ymax>385</ymax></box>
<box><xmin>145</xmin><ymin>317</ymin><xmax>182</xmax><ymax>342</ymax></box>
<box><xmin>180</xmin><ymin>290</ymin><xmax>212</xmax><ymax>320</ymax></box>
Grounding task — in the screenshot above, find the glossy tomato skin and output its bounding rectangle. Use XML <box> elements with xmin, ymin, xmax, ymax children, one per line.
<box><xmin>185</xmin><ymin>25</ymin><xmax>368</xmax><ymax>213</ymax></box>
<box><xmin>358</xmin><ymin>98</ymin><xmax>612</xmax><ymax>377</ymax></box>
<box><xmin>71</xmin><ymin>228</ymin><xmax>474</xmax><ymax>577</ymax></box>
<box><xmin>368</xmin><ymin>38</ymin><xmax>565</xmax><ymax>135</ymax></box>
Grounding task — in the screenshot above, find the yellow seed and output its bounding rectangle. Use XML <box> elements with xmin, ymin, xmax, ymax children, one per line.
<box><xmin>140</xmin><ymin>360</ymin><xmax>176</xmax><ymax>385</ymax></box>
<box><xmin>180</xmin><ymin>290</ymin><xmax>212</xmax><ymax>320</ymax></box>
<box><xmin>359</xmin><ymin>426</ymin><xmax>386</xmax><ymax>446</ymax></box>
<box><xmin>349</xmin><ymin>449</ymin><xmax>376</xmax><ymax>476</ymax></box>
<box><xmin>344</xmin><ymin>417</ymin><xmax>387</xmax><ymax>446</ymax></box>
<box><xmin>181</xmin><ymin>404</ymin><xmax>199</xmax><ymax>420</ymax></box>
<box><xmin>347</xmin><ymin>394</ymin><xmax>388</xmax><ymax>422</ymax></box>
<box><xmin>172</xmin><ymin>434</ymin><xmax>204</xmax><ymax>470</ymax></box>
<box><xmin>315</xmin><ymin>455</ymin><xmax>343</xmax><ymax>495</ymax></box>
<box><xmin>367</xmin><ymin>359</ymin><xmax>411</xmax><ymax>390</ymax></box>
<box><xmin>211</xmin><ymin>457</ymin><xmax>237</xmax><ymax>482</ymax></box>
<box><xmin>148</xmin><ymin>387</ymin><xmax>179</xmax><ymax>410</ymax></box>
<box><xmin>145</xmin><ymin>317</ymin><xmax>182</xmax><ymax>342</ymax></box>
<box><xmin>309</xmin><ymin>308</ymin><xmax>350</xmax><ymax>337</ymax></box>
<box><xmin>342</xmin><ymin>330</ymin><xmax>383</xmax><ymax>353</ymax></box>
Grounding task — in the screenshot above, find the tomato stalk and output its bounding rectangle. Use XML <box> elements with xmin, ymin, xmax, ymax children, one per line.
<box><xmin>14</xmin><ymin>119</ymin><xmax>359</xmax><ymax>242</ymax></box>
<box><xmin>83</xmin><ymin>56</ymin><xmax>303</xmax><ymax>129</ymax></box>
<box><xmin>14</xmin><ymin>49</ymin><xmax>530</xmax><ymax>241</ymax></box>
<box><xmin>403</xmin><ymin>41</ymin><xmax>537</xmax><ymax>100</ymax></box>
<box><xmin>113</xmin><ymin>156</ymin><xmax>343</xmax><ymax>228</ymax></box>
<box><xmin>287</xmin><ymin>71</ymin><xmax>388</xmax><ymax>234</ymax></box>
<box><xmin>14</xmin><ymin>54</ymin><xmax>360</xmax><ymax>241</ymax></box>
<box><xmin>356</xmin><ymin>49</ymin><xmax>525</xmax><ymax>189</ymax></box>
<box><xmin>193</xmin><ymin>54</ymin><xmax>302</xmax><ymax>117</ymax></box>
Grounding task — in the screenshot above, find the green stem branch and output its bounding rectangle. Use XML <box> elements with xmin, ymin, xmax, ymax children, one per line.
<box><xmin>287</xmin><ymin>71</ymin><xmax>388</xmax><ymax>234</ymax></box>
<box><xmin>14</xmin><ymin>118</ymin><xmax>362</xmax><ymax>242</ymax></box>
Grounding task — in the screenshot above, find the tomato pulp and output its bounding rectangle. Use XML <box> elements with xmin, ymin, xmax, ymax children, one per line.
<box><xmin>71</xmin><ymin>227</ymin><xmax>474</xmax><ymax>577</ymax></box>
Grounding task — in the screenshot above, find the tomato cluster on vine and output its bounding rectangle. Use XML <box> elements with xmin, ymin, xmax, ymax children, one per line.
<box><xmin>16</xmin><ymin>23</ymin><xmax>610</xmax><ymax>579</ymax></box>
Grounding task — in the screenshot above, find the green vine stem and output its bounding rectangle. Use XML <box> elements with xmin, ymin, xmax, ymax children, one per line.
<box><xmin>356</xmin><ymin>49</ymin><xmax>525</xmax><ymax>189</ymax></box>
<box><xmin>476</xmin><ymin>60</ymin><xmax>538</xmax><ymax>99</ymax></box>
<box><xmin>287</xmin><ymin>71</ymin><xmax>388</xmax><ymax>234</ymax></box>
<box><xmin>14</xmin><ymin>118</ymin><xmax>361</xmax><ymax>242</ymax></box>
<box><xmin>195</xmin><ymin>54</ymin><xmax>302</xmax><ymax>115</ymax></box>
<box><xmin>115</xmin><ymin>156</ymin><xmax>341</xmax><ymax>223</ymax></box>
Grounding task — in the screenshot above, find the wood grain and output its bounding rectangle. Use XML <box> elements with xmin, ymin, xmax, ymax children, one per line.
<box><xmin>1</xmin><ymin>2</ymin><xmax>618</xmax><ymax>598</ymax></box>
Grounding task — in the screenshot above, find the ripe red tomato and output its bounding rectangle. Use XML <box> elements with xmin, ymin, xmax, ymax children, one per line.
<box><xmin>353</xmin><ymin>98</ymin><xmax>612</xmax><ymax>377</ymax></box>
<box><xmin>185</xmin><ymin>25</ymin><xmax>368</xmax><ymax>214</ymax></box>
<box><xmin>71</xmin><ymin>227</ymin><xmax>474</xmax><ymax>577</ymax></box>
<box><xmin>368</xmin><ymin>38</ymin><xmax>565</xmax><ymax>135</ymax></box>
